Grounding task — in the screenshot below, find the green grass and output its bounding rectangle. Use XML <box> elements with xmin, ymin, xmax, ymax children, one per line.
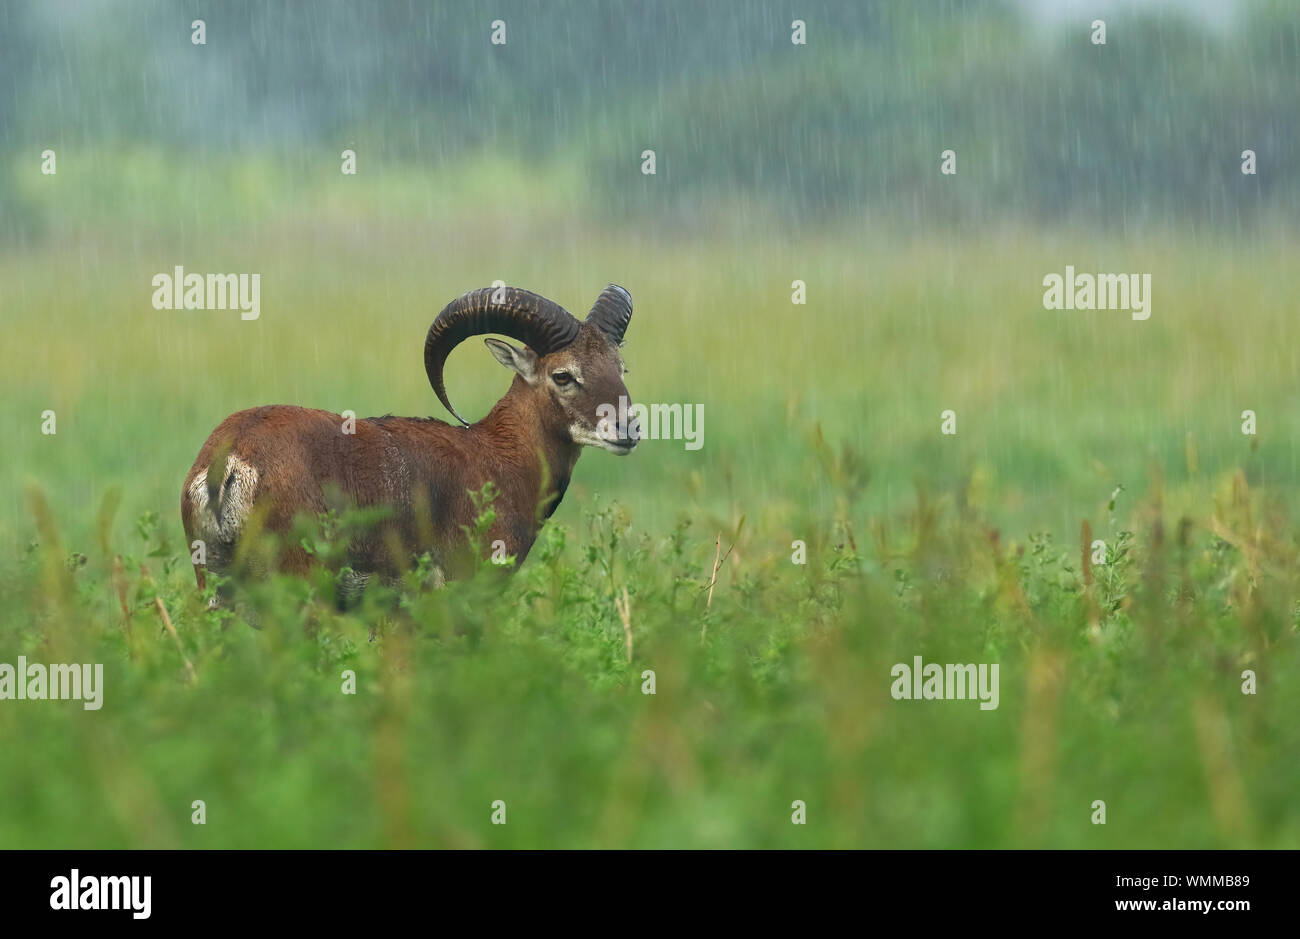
<box><xmin>0</xmin><ymin>153</ymin><xmax>1297</xmax><ymax>847</ymax></box>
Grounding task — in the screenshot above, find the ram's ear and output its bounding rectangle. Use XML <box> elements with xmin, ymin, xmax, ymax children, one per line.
<box><xmin>484</xmin><ymin>337</ymin><xmax>540</xmax><ymax>384</ymax></box>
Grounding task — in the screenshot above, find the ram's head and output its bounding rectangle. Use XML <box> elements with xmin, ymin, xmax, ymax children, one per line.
<box><xmin>424</xmin><ymin>285</ymin><xmax>639</xmax><ymax>453</ymax></box>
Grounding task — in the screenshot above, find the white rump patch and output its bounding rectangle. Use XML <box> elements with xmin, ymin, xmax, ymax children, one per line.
<box><xmin>188</xmin><ymin>453</ymin><xmax>259</xmax><ymax>544</ymax></box>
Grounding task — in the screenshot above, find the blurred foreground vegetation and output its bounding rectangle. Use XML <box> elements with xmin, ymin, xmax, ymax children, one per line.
<box><xmin>1</xmin><ymin>457</ymin><xmax>1295</xmax><ymax>847</ymax></box>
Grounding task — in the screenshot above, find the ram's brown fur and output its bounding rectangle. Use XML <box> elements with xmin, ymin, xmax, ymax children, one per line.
<box><xmin>181</xmin><ymin>288</ymin><xmax>636</xmax><ymax>598</ymax></box>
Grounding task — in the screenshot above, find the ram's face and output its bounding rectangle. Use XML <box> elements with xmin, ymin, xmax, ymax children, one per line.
<box><xmin>543</xmin><ymin>327</ymin><xmax>637</xmax><ymax>454</ymax></box>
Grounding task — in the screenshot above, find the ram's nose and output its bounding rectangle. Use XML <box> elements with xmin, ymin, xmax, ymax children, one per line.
<box><xmin>597</xmin><ymin>413</ymin><xmax>640</xmax><ymax>453</ymax></box>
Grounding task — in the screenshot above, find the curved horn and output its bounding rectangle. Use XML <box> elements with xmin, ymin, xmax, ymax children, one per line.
<box><xmin>585</xmin><ymin>284</ymin><xmax>633</xmax><ymax>344</ymax></box>
<box><xmin>425</xmin><ymin>287</ymin><xmax>581</xmax><ymax>426</ymax></box>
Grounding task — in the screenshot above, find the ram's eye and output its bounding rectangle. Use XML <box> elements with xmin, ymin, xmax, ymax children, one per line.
<box><xmin>552</xmin><ymin>371</ymin><xmax>575</xmax><ymax>387</ymax></box>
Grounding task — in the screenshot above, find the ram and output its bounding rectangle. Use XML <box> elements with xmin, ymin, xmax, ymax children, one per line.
<box><xmin>181</xmin><ymin>285</ymin><xmax>638</xmax><ymax>600</ymax></box>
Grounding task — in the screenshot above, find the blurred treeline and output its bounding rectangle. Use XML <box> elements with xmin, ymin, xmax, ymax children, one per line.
<box><xmin>1</xmin><ymin>0</ymin><xmax>1296</xmax><ymax>233</ymax></box>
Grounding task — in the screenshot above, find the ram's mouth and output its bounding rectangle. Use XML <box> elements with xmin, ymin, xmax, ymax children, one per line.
<box><xmin>573</xmin><ymin>424</ymin><xmax>639</xmax><ymax>453</ymax></box>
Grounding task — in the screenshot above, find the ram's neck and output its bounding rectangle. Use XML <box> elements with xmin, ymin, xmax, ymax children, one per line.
<box><xmin>472</xmin><ymin>384</ymin><xmax>582</xmax><ymax>524</ymax></box>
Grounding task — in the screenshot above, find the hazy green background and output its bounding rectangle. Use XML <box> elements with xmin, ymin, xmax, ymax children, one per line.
<box><xmin>2</xmin><ymin>0</ymin><xmax>1298</xmax><ymax>550</ymax></box>
<box><xmin>0</xmin><ymin>0</ymin><xmax>1296</xmax><ymax>848</ymax></box>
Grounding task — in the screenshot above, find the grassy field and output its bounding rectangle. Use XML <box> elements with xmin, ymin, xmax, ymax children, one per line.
<box><xmin>1</xmin><ymin>155</ymin><xmax>1297</xmax><ymax>847</ymax></box>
